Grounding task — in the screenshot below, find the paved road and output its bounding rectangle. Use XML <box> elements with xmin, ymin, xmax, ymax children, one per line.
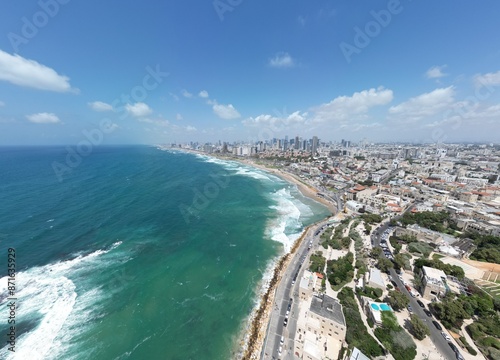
<box><xmin>261</xmin><ymin>219</ymin><xmax>333</xmax><ymax>360</ymax></box>
<box><xmin>372</xmin><ymin>215</ymin><xmax>464</xmax><ymax>360</ymax></box>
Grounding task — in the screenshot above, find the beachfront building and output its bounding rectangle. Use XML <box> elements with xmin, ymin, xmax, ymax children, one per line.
<box><xmin>294</xmin><ymin>294</ymin><xmax>346</xmax><ymax>360</ymax></box>
<box><xmin>420</xmin><ymin>266</ymin><xmax>447</xmax><ymax>300</ymax></box>
<box><xmin>299</xmin><ymin>270</ymin><xmax>323</xmax><ymax>301</ymax></box>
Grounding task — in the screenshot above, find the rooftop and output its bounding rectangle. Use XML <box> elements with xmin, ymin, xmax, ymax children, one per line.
<box><xmin>310</xmin><ymin>294</ymin><xmax>345</xmax><ymax>326</ymax></box>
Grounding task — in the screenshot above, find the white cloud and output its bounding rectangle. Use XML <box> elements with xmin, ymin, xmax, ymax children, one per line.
<box><xmin>389</xmin><ymin>86</ymin><xmax>455</xmax><ymax>121</ymax></box>
<box><xmin>198</xmin><ymin>90</ymin><xmax>209</xmax><ymax>98</ymax></box>
<box><xmin>0</xmin><ymin>49</ymin><xmax>76</xmax><ymax>93</ymax></box>
<box><xmin>186</xmin><ymin>125</ymin><xmax>197</xmax><ymax>132</ymax></box>
<box><xmin>425</xmin><ymin>65</ymin><xmax>448</xmax><ymax>79</ymax></box>
<box><xmin>169</xmin><ymin>92</ymin><xmax>180</xmax><ymax>101</ymax></box>
<box><xmin>181</xmin><ymin>89</ymin><xmax>193</xmax><ymax>98</ymax></box>
<box><xmin>243</xmin><ymin>111</ymin><xmax>307</xmax><ymax>129</ymax></box>
<box><xmin>88</xmin><ymin>101</ymin><xmax>113</xmax><ymax>112</ymax></box>
<box><xmin>176</xmin><ymin>113</ymin><xmax>183</xmax><ymax>121</ymax></box>
<box><xmin>125</xmin><ymin>102</ymin><xmax>153</xmax><ymax>118</ymax></box>
<box><xmin>473</xmin><ymin>70</ymin><xmax>500</xmax><ymax>88</ymax></box>
<box><xmin>26</xmin><ymin>112</ymin><xmax>60</xmax><ymax>124</ymax></box>
<box><xmin>269</xmin><ymin>52</ymin><xmax>295</xmax><ymax>68</ymax></box>
<box><xmin>312</xmin><ymin>87</ymin><xmax>393</xmax><ymax>123</ymax></box>
<box><xmin>213</xmin><ymin>103</ymin><xmax>241</xmax><ymax>120</ymax></box>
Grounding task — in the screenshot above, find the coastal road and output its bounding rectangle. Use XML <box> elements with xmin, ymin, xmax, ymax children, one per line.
<box><xmin>261</xmin><ymin>219</ymin><xmax>332</xmax><ymax>360</ymax></box>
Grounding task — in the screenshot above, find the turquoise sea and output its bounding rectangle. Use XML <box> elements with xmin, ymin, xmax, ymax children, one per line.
<box><xmin>0</xmin><ymin>146</ymin><xmax>330</xmax><ymax>360</ymax></box>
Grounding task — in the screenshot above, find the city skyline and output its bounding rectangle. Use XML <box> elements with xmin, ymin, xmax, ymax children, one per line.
<box><xmin>1</xmin><ymin>1</ymin><xmax>500</xmax><ymax>145</ymax></box>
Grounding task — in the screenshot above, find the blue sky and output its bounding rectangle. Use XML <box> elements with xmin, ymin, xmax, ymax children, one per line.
<box><xmin>1</xmin><ymin>0</ymin><xmax>500</xmax><ymax>145</ymax></box>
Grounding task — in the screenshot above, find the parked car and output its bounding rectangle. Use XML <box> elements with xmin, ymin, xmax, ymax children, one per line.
<box><xmin>283</xmin><ymin>318</ymin><xmax>288</xmax><ymax>327</ymax></box>
<box><xmin>441</xmin><ymin>332</ymin><xmax>451</xmax><ymax>341</ymax></box>
<box><xmin>424</xmin><ymin>309</ymin><xmax>432</xmax><ymax>317</ymax></box>
<box><xmin>456</xmin><ymin>352</ymin><xmax>464</xmax><ymax>360</ymax></box>
<box><xmin>432</xmin><ymin>320</ymin><xmax>442</xmax><ymax>330</ymax></box>
<box><xmin>407</xmin><ymin>305</ymin><xmax>413</xmax><ymax>313</ymax></box>
<box><xmin>449</xmin><ymin>342</ymin><xmax>458</xmax><ymax>353</ymax></box>
<box><xmin>417</xmin><ymin>300</ymin><xmax>425</xmax><ymax>308</ymax></box>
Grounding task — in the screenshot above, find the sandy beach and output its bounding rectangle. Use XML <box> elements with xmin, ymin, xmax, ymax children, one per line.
<box><xmin>240</xmin><ymin>159</ymin><xmax>337</xmax><ymax>214</ymax></box>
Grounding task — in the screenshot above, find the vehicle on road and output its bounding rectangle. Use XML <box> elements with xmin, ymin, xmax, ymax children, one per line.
<box><xmin>424</xmin><ymin>309</ymin><xmax>432</xmax><ymax>317</ymax></box>
<box><xmin>398</xmin><ymin>275</ymin><xmax>404</xmax><ymax>281</ymax></box>
<box><xmin>448</xmin><ymin>342</ymin><xmax>458</xmax><ymax>353</ymax></box>
<box><xmin>432</xmin><ymin>320</ymin><xmax>442</xmax><ymax>330</ymax></box>
<box><xmin>417</xmin><ymin>300</ymin><xmax>425</xmax><ymax>308</ymax></box>
<box><xmin>441</xmin><ymin>332</ymin><xmax>451</xmax><ymax>341</ymax></box>
<box><xmin>283</xmin><ymin>318</ymin><xmax>288</xmax><ymax>327</ymax></box>
<box><xmin>278</xmin><ymin>346</ymin><xmax>282</xmax><ymax>355</ymax></box>
<box><xmin>407</xmin><ymin>305</ymin><xmax>413</xmax><ymax>313</ymax></box>
<box><xmin>456</xmin><ymin>352</ymin><xmax>464</xmax><ymax>360</ymax></box>
<box><xmin>280</xmin><ymin>336</ymin><xmax>284</xmax><ymax>345</ymax></box>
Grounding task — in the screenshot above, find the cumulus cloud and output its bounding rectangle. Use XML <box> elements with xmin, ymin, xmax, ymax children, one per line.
<box><xmin>473</xmin><ymin>70</ymin><xmax>500</xmax><ymax>88</ymax></box>
<box><xmin>213</xmin><ymin>103</ymin><xmax>241</xmax><ymax>120</ymax></box>
<box><xmin>26</xmin><ymin>112</ymin><xmax>60</xmax><ymax>124</ymax></box>
<box><xmin>186</xmin><ymin>125</ymin><xmax>197</xmax><ymax>132</ymax></box>
<box><xmin>0</xmin><ymin>49</ymin><xmax>76</xmax><ymax>93</ymax></box>
<box><xmin>269</xmin><ymin>52</ymin><xmax>295</xmax><ymax>68</ymax></box>
<box><xmin>426</xmin><ymin>65</ymin><xmax>448</xmax><ymax>79</ymax></box>
<box><xmin>88</xmin><ymin>101</ymin><xmax>113</xmax><ymax>112</ymax></box>
<box><xmin>389</xmin><ymin>86</ymin><xmax>455</xmax><ymax>121</ymax></box>
<box><xmin>176</xmin><ymin>113</ymin><xmax>183</xmax><ymax>121</ymax></box>
<box><xmin>198</xmin><ymin>90</ymin><xmax>209</xmax><ymax>98</ymax></box>
<box><xmin>243</xmin><ymin>111</ymin><xmax>307</xmax><ymax>130</ymax></box>
<box><xmin>125</xmin><ymin>102</ymin><xmax>153</xmax><ymax>118</ymax></box>
<box><xmin>181</xmin><ymin>89</ymin><xmax>193</xmax><ymax>98</ymax></box>
<box><xmin>312</xmin><ymin>87</ymin><xmax>393</xmax><ymax>123</ymax></box>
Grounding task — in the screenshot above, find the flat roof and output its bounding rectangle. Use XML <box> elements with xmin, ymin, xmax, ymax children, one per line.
<box><xmin>369</xmin><ymin>267</ymin><xmax>385</xmax><ymax>287</ymax></box>
<box><xmin>350</xmin><ymin>347</ymin><xmax>371</xmax><ymax>360</ymax></box>
<box><xmin>422</xmin><ymin>266</ymin><xmax>447</xmax><ymax>281</ymax></box>
<box><xmin>310</xmin><ymin>294</ymin><xmax>345</xmax><ymax>326</ymax></box>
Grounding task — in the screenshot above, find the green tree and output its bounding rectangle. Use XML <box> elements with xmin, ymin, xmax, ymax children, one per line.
<box><xmin>370</xmin><ymin>247</ymin><xmax>382</xmax><ymax>258</ymax></box>
<box><xmin>377</xmin><ymin>257</ymin><xmax>394</xmax><ymax>272</ymax></box>
<box><xmin>393</xmin><ymin>253</ymin><xmax>409</xmax><ymax>270</ymax></box>
<box><xmin>387</xmin><ymin>290</ymin><xmax>410</xmax><ymax>311</ymax></box>
<box><xmin>410</xmin><ymin>314</ymin><xmax>430</xmax><ymax>340</ymax></box>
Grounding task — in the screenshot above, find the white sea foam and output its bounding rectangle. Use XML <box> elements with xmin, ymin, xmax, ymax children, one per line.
<box><xmin>266</xmin><ymin>188</ymin><xmax>304</xmax><ymax>253</ymax></box>
<box><xmin>192</xmin><ymin>153</ymin><xmax>282</xmax><ymax>183</ymax></box>
<box><xmin>0</xmin><ymin>242</ymin><xmax>124</xmax><ymax>360</ymax></box>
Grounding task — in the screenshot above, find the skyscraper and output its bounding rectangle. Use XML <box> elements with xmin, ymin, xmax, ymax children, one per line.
<box><xmin>312</xmin><ymin>136</ymin><xmax>319</xmax><ymax>154</ymax></box>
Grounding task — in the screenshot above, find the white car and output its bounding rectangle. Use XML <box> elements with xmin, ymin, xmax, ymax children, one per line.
<box><xmin>278</xmin><ymin>346</ymin><xmax>282</xmax><ymax>355</ymax></box>
<box><xmin>441</xmin><ymin>332</ymin><xmax>451</xmax><ymax>341</ymax></box>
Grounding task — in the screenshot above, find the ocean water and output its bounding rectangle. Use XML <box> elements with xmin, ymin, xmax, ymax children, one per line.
<box><xmin>0</xmin><ymin>146</ymin><xmax>330</xmax><ymax>360</ymax></box>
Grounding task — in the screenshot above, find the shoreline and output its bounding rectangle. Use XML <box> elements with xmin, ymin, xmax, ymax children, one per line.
<box><xmin>160</xmin><ymin>147</ymin><xmax>333</xmax><ymax>359</ymax></box>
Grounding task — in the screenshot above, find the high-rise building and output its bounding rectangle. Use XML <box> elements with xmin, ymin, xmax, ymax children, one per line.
<box><xmin>295</xmin><ymin>136</ymin><xmax>300</xmax><ymax>149</ymax></box>
<box><xmin>312</xmin><ymin>136</ymin><xmax>319</xmax><ymax>154</ymax></box>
